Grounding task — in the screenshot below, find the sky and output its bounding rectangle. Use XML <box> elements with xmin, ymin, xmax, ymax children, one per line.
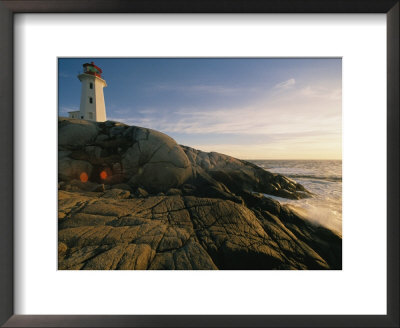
<box><xmin>58</xmin><ymin>58</ymin><xmax>341</xmax><ymax>160</ymax></box>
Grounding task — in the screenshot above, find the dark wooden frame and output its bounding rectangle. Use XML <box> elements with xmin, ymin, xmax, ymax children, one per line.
<box><xmin>0</xmin><ymin>1</ymin><xmax>398</xmax><ymax>327</ymax></box>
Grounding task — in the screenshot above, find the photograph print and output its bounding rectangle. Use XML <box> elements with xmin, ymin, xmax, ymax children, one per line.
<box><xmin>58</xmin><ymin>58</ymin><xmax>342</xmax><ymax>270</ymax></box>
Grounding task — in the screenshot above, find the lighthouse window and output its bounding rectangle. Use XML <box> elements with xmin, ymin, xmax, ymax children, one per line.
<box><xmin>90</xmin><ymin>82</ymin><xmax>93</xmax><ymax>89</ymax></box>
<box><xmin>89</xmin><ymin>97</ymin><xmax>93</xmax><ymax>104</ymax></box>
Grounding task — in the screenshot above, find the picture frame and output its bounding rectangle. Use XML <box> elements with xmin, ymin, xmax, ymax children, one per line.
<box><xmin>0</xmin><ymin>0</ymin><xmax>398</xmax><ymax>327</ymax></box>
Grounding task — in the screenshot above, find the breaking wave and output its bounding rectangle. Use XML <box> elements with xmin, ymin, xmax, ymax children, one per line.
<box><xmin>250</xmin><ymin>160</ymin><xmax>342</xmax><ymax>234</ymax></box>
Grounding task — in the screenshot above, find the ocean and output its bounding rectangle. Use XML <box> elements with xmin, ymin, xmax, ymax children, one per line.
<box><xmin>249</xmin><ymin>160</ymin><xmax>342</xmax><ymax>234</ymax></box>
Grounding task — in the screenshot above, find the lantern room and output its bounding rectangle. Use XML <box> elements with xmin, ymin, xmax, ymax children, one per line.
<box><xmin>83</xmin><ymin>62</ymin><xmax>103</xmax><ymax>78</ymax></box>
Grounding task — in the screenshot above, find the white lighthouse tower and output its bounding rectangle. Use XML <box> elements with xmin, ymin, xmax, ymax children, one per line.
<box><xmin>69</xmin><ymin>62</ymin><xmax>107</xmax><ymax>122</ymax></box>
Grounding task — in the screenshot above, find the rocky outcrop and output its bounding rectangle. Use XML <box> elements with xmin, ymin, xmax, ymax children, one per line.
<box><xmin>59</xmin><ymin>119</ymin><xmax>99</xmax><ymax>146</ymax></box>
<box><xmin>59</xmin><ymin>118</ymin><xmax>192</xmax><ymax>193</ymax></box>
<box><xmin>121</xmin><ymin>127</ymin><xmax>192</xmax><ymax>193</ymax></box>
<box><xmin>58</xmin><ymin>190</ymin><xmax>341</xmax><ymax>270</ymax></box>
<box><xmin>58</xmin><ymin>118</ymin><xmax>310</xmax><ymax>199</ymax></box>
<box><xmin>181</xmin><ymin>146</ymin><xmax>310</xmax><ymax>200</ymax></box>
<box><xmin>58</xmin><ymin>118</ymin><xmax>342</xmax><ymax>270</ymax></box>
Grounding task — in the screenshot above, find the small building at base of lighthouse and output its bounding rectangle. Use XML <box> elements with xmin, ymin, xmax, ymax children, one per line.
<box><xmin>69</xmin><ymin>62</ymin><xmax>107</xmax><ymax>122</ymax></box>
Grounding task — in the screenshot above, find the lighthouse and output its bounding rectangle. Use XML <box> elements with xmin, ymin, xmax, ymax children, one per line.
<box><xmin>68</xmin><ymin>62</ymin><xmax>107</xmax><ymax>122</ymax></box>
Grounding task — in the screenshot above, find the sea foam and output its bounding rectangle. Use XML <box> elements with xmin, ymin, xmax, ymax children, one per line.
<box><xmin>251</xmin><ymin>160</ymin><xmax>342</xmax><ymax>234</ymax></box>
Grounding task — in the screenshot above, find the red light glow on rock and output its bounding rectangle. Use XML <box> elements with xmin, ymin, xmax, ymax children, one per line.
<box><xmin>80</xmin><ymin>172</ymin><xmax>89</xmax><ymax>183</ymax></box>
<box><xmin>100</xmin><ymin>170</ymin><xmax>108</xmax><ymax>180</ymax></box>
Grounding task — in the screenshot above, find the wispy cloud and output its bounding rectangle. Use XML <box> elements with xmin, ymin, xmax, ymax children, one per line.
<box><xmin>300</xmin><ymin>86</ymin><xmax>342</xmax><ymax>100</ymax></box>
<box><xmin>274</xmin><ymin>78</ymin><xmax>296</xmax><ymax>89</ymax></box>
<box><xmin>131</xmin><ymin>85</ymin><xmax>341</xmax><ymax>136</ymax></box>
<box><xmin>114</xmin><ymin>105</ymin><xmax>340</xmax><ymax>143</ymax></box>
<box><xmin>154</xmin><ymin>83</ymin><xmax>253</xmax><ymax>95</ymax></box>
<box><xmin>112</xmin><ymin>78</ymin><xmax>341</xmax><ymax>159</ymax></box>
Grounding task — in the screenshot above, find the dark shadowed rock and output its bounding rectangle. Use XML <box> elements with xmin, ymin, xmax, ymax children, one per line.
<box><xmin>181</xmin><ymin>146</ymin><xmax>310</xmax><ymax>200</ymax></box>
<box><xmin>122</xmin><ymin>128</ymin><xmax>192</xmax><ymax>193</ymax></box>
<box><xmin>59</xmin><ymin>158</ymin><xmax>93</xmax><ymax>182</ymax></box>
<box><xmin>59</xmin><ymin>118</ymin><xmax>99</xmax><ymax>146</ymax></box>
<box><xmin>59</xmin><ymin>118</ymin><xmax>192</xmax><ymax>193</ymax></box>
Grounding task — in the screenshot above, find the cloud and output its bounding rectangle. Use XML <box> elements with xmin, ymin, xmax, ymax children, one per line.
<box><xmin>300</xmin><ymin>86</ymin><xmax>342</xmax><ymax>100</ymax></box>
<box><xmin>110</xmin><ymin>79</ymin><xmax>341</xmax><ymax>159</ymax></box>
<box><xmin>117</xmin><ymin>98</ymin><xmax>341</xmax><ymax>139</ymax></box>
<box><xmin>274</xmin><ymin>78</ymin><xmax>296</xmax><ymax>89</ymax></box>
<box><xmin>154</xmin><ymin>83</ymin><xmax>252</xmax><ymax>95</ymax></box>
<box><xmin>111</xmin><ymin>76</ymin><xmax>341</xmax><ymax>137</ymax></box>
